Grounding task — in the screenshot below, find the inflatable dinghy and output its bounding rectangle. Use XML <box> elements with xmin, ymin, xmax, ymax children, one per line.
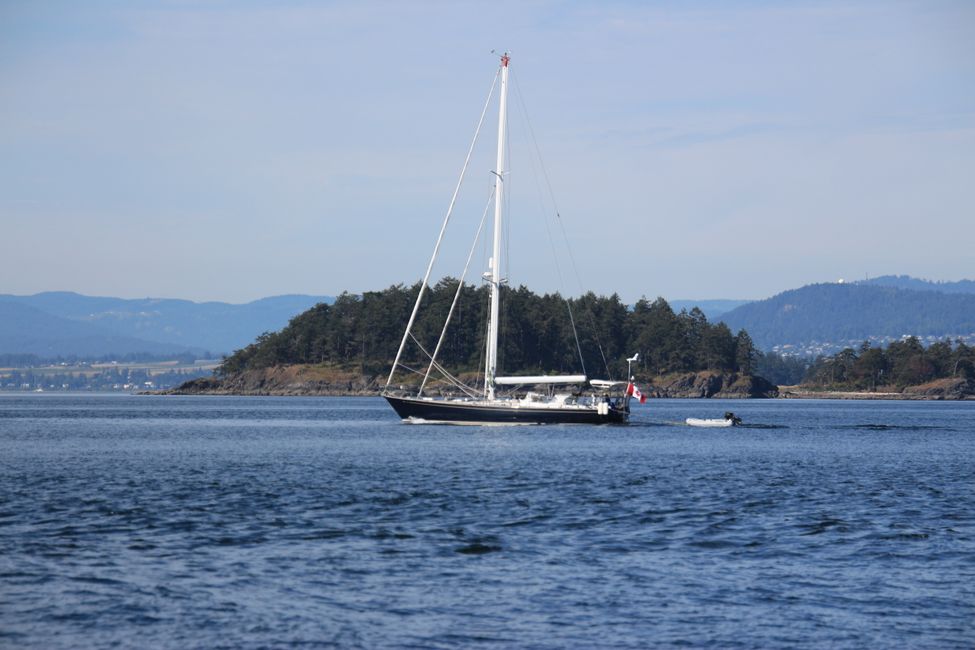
<box><xmin>686</xmin><ymin>412</ymin><xmax>742</xmax><ymax>427</ymax></box>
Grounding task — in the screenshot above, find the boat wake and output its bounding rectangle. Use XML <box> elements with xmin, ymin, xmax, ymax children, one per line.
<box><xmin>841</xmin><ymin>423</ymin><xmax>954</xmax><ymax>432</ymax></box>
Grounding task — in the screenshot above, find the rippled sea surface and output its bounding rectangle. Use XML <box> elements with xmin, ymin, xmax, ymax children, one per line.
<box><xmin>1</xmin><ymin>394</ymin><xmax>973</xmax><ymax>648</ymax></box>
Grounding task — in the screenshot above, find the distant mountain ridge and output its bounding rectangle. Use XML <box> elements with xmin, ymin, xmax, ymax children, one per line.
<box><xmin>720</xmin><ymin>283</ymin><xmax>975</xmax><ymax>354</ymax></box>
<box><xmin>0</xmin><ymin>302</ymin><xmax>197</xmax><ymax>358</ymax></box>
<box><xmin>0</xmin><ymin>292</ymin><xmax>333</xmax><ymax>358</ymax></box>
<box><xmin>4</xmin><ymin>275</ymin><xmax>971</xmax><ymax>360</ymax></box>
<box><xmin>858</xmin><ymin>275</ymin><xmax>975</xmax><ymax>294</ymax></box>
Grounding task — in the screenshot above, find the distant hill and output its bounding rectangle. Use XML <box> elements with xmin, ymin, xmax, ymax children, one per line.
<box><xmin>0</xmin><ymin>292</ymin><xmax>333</xmax><ymax>357</ymax></box>
<box><xmin>667</xmin><ymin>299</ymin><xmax>751</xmax><ymax>320</ymax></box>
<box><xmin>858</xmin><ymin>275</ymin><xmax>975</xmax><ymax>294</ymax></box>
<box><xmin>0</xmin><ymin>302</ymin><xmax>198</xmax><ymax>358</ymax></box>
<box><xmin>720</xmin><ymin>283</ymin><xmax>975</xmax><ymax>353</ymax></box>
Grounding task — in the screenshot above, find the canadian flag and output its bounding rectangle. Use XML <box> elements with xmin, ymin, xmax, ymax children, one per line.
<box><xmin>627</xmin><ymin>382</ymin><xmax>647</xmax><ymax>404</ymax></box>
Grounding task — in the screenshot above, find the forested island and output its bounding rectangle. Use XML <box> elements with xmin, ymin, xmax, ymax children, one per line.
<box><xmin>175</xmin><ymin>281</ymin><xmax>777</xmax><ymax>398</ymax></box>
<box><xmin>171</xmin><ymin>280</ymin><xmax>975</xmax><ymax>400</ymax></box>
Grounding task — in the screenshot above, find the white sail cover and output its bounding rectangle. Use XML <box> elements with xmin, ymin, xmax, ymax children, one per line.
<box><xmin>494</xmin><ymin>375</ymin><xmax>587</xmax><ymax>385</ymax></box>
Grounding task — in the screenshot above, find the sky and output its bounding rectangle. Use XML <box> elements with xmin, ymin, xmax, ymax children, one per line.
<box><xmin>1</xmin><ymin>1</ymin><xmax>973</xmax><ymax>304</ymax></box>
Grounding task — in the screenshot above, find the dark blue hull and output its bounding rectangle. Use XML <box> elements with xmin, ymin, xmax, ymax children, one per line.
<box><xmin>384</xmin><ymin>395</ymin><xmax>629</xmax><ymax>425</ymax></box>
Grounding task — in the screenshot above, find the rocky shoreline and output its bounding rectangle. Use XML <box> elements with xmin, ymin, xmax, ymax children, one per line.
<box><xmin>644</xmin><ymin>371</ymin><xmax>779</xmax><ymax>399</ymax></box>
<box><xmin>163</xmin><ymin>366</ymin><xmax>780</xmax><ymax>398</ymax></box>
<box><xmin>162</xmin><ymin>365</ymin><xmax>380</xmax><ymax>396</ymax></box>
<box><xmin>161</xmin><ymin>366</ymin><xmax>975</xmax><ymax>400</ymax></box>
<box><xmin>780</xmin><ymin>377</ymin><xmax>975</xmax><ymax>400</ymax></box>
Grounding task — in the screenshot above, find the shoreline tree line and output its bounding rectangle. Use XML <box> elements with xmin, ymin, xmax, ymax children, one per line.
<box><xmin>803</xmin><ymin>337</ymin><xmax>974</xmax><ymax>390</ymax></box>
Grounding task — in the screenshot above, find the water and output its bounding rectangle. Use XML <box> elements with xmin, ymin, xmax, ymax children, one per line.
<box><xmin>1</xmin><ymin>394</ymin><xmax>973</xmax><ymax>648</ymax></box>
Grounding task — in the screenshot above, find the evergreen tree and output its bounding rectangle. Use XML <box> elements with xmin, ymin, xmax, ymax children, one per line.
<box><xmin>734</xmin><ymin>330</ymin><xmax>756</xmax><ymax>374</ymax></box>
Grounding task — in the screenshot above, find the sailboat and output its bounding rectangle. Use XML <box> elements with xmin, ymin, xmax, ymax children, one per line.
<box><xmin>382</xmin><ymin>54</ymin><xmax>633</xmax><ymax>425</ymax></box>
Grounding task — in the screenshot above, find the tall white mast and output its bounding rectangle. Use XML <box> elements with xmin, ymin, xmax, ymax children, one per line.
<box><xmin>485</xmin><ymin>53</ymin><xmax>509</xmax><ymax>400</ymax></box>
